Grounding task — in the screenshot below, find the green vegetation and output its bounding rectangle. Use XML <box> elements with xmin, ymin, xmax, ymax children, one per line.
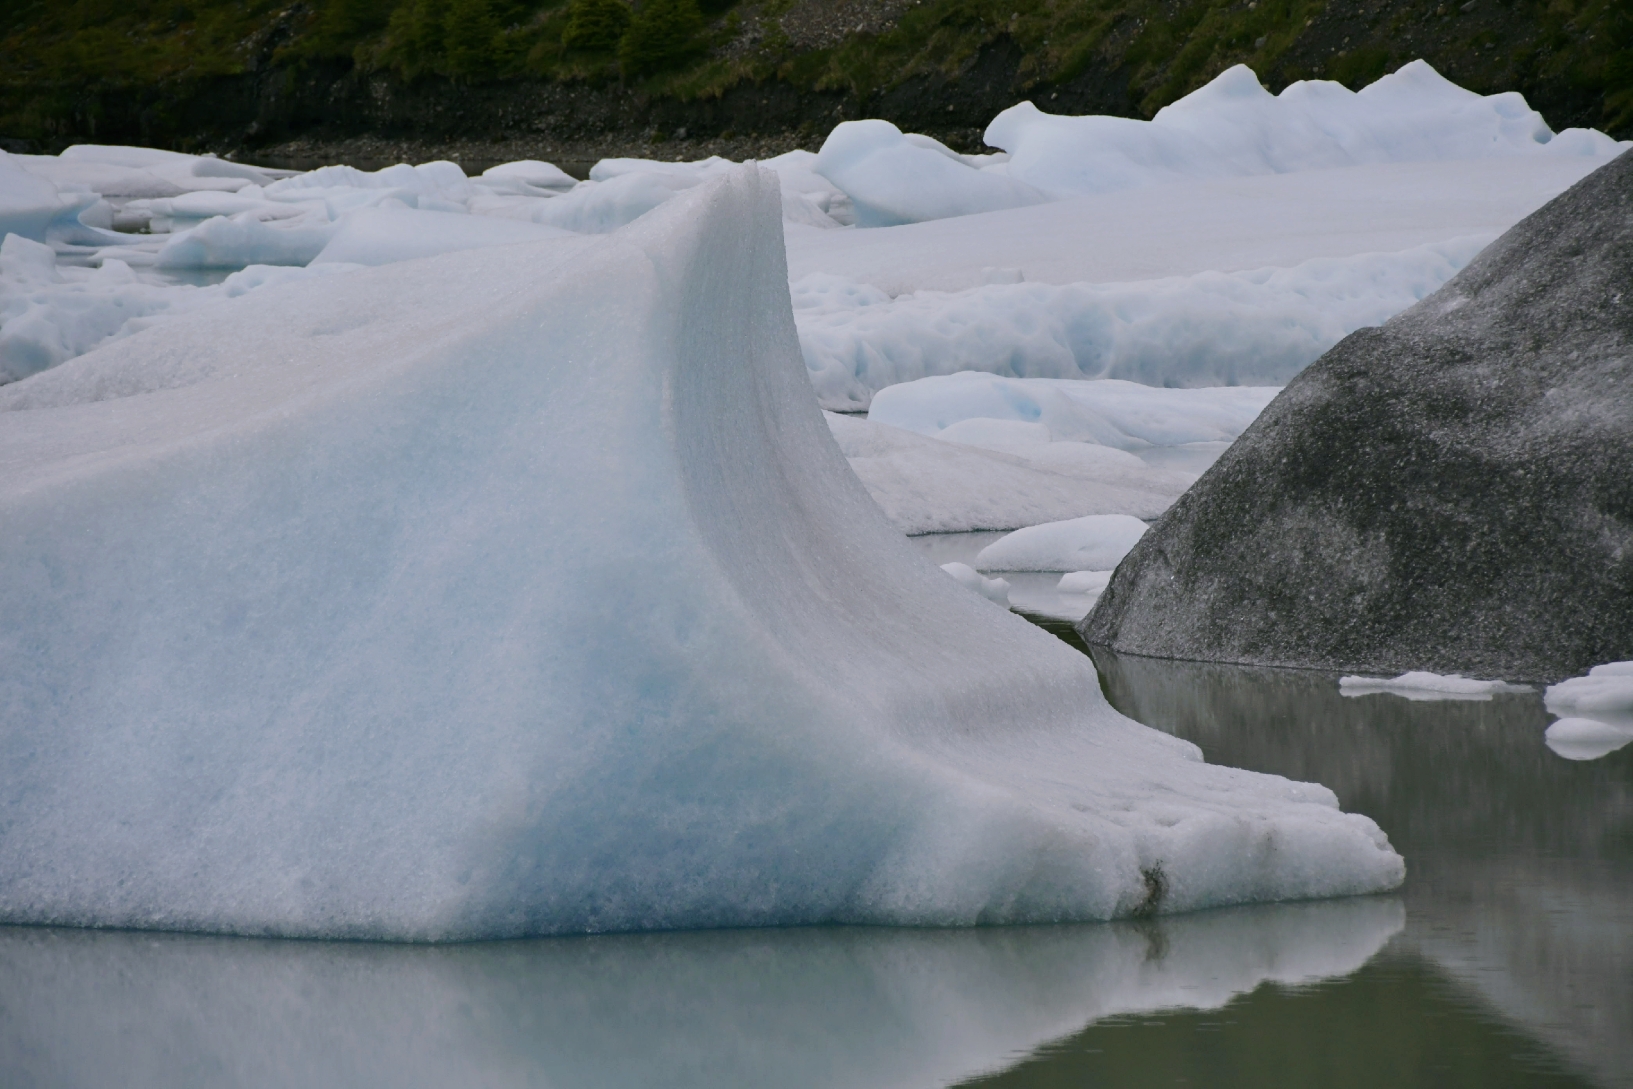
<box><xmin>1</xmin><ymin>0</ymin><xmax>1627</xmax><ymax>147</ymax></box>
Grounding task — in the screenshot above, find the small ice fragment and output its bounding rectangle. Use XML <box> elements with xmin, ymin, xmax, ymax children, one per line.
<box><xmin>940</xmin><ymin>562</ymin><xmax>1012</xmax><ymax>605</ymax></box>
<box><xmin>1056</xmin><ymin>570</ymin><xmax>1113</xmax><ymax>595</ymax></box>
<box><xmin>1337</xmin><ymin>672</ymin><xmax>1523</xmax><ymax>701</ymax></box>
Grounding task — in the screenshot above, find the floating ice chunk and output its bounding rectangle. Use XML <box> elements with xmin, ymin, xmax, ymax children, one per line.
<box><xmin>939</xmin><ymin>562</ymin><xmax>1012</xmax><ymax>605</ymax></box>
<box><xmin>1545</xmin><ymin>661</ymin><xmax>1633</xmax><ymax>716</ymax></box>
<box><xmin>794</xmin><ymin>237</ymin><xmax>1490</xmax><ymax>408</ymax></box>
<box><xmin>313</xmin><ymin>206</ymin><xmax>575</xmax><ymax>265</ymax></box>
<box><xmin>1338</xmin><ymin>672</ymin><xmax>1527</xmax><ymax>701</ymax></box>
<box><xmin>1543</xmin><ymin>718</ymin><xmax>1633</xmax><ymax>762</ymax></box>
<box><xmin>825</xmin><ymin>413</ymin><xmax>1190</xmax><ymax>533</ymax></box>
<box><xmin>814</xmin><ymin>119</ymin><xmax>1050</xmax><ymax>227</ymax></box>
<box><xmin>977</xmin><ymin>515</ymin><xmax>1150</xmax><ymax>572</ymax></box>
<box><xmin>1057</xmin><ymin>570</ymin><xmax>1114</xmax><ymax>595</ymax></box>
<box><xmin>0</xmin><ymin>166</ymin><xmax>1402</xmax><ymax>938</ymax></box>
<box><xmin>479</xmin><ymin>160</ymin><xmax>578</xmax><ymax>193</ymax></box>
<box><xmin>985</xmin><ymin>61</ymin><xmax>1629</xmax><ymax>201</ymax></box>
<box><xmin>1542</xmin><ymin>662</ymin><xmax>1633</xmax><ymax>760</ymax></box>
<box><xmin>156</xmin><ymin>213</ymin><xmax>336</xmax><ymax>268</ymax></box>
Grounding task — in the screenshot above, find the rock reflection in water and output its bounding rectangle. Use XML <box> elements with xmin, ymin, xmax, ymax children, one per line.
<box><xmin>0</xmin><ymin>899</ymin><xmax>1397</xmax><ymax>1089</ymax></box>
<box><xmin>1090</xmin><ymin>649</ymin><xmax>1633</xmax><ymax>1088</ymax></box>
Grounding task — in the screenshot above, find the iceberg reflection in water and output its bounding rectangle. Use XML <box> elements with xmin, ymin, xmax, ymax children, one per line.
<box><xmin>0</xmin><ymin>900</ymin><xmax>1399</xmax><ymax>1089</ymax></box>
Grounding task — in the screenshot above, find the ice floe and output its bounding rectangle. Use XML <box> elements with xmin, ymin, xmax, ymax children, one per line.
<box><xmin>0</xmin><ymin>167</ymin><xmax>1404</xmax><ymax>938</ymax></box>
<box><xmin>1338</xmin><ymin>672</ymin><xmax>1529</xmax><ymax>701</ymax></box>
<box><xmin>1543</xmin><ymin>663</ymin><xmax>1633</xmax><ymax>761</ymax></box>
<box><xmin>976</xmin><ymin>515</ymin><xmax>1150</xmax><ymax>573</ymax></box>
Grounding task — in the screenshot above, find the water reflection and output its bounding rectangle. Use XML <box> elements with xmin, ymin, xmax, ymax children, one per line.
<box><xmin>1091</xmin><ymin>649</ymin><xmax>1633</xmax><ymax>1088</ymax></box>
<box><xmin>3</xmin><ymin>649</ymin><xmax>1627</xmax><ymax>1087</ymax></box>
<box><xmin>0</xmin><ymin>899</ymin><xmax>1397</xmax><ymax>1089</ymax></box>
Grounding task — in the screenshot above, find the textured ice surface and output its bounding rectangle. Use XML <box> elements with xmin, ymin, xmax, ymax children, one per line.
<box><xmin>0</xmin><ymin>241</ymin><xmax>362</xmax><ymax>383</ymax></box>
<box><xmin>0</xmin><ymin>898</ymin><xmax>1401</xmax><ymax>1089</ymax></box>
<box><xmin>794</xmin><ymin>237</ymin><xmax>1489</xmax><ymax>406</ymax></box>
<box><xmin>976</xmin><ymin>515</ymin><xmax>1150</xmax><ymax>573</ymax></box>
<box><xmin>825</xmin><ymin>412</ymin><xmax>1192</xmax><ymax>534</ymax></box>
<box><xmin>1338</xmin><ymin>672</ymin><xmax>1528</xmax><ymax>702</ymax></box>
<box><xmin>0</xmin><ymin>167</ymin><xmax>1401</xmax><ymax>938</ymax></box>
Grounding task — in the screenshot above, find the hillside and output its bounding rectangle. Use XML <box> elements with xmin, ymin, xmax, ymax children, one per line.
<box><xmin>1</xmin><ymin>0</ymin><xmax>1628</xmax><ymax>162</ymax></box>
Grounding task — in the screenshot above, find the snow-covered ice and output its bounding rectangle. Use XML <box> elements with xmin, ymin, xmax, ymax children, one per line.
<box><xmin>975</xmin><ymin>515</ymin><xmax>1150</xmax><ymax>573</ymax></box>
<box><xmin>0</xmin><ymin>167</ymin><xmax>1402</xmax><ymax>938</ymax></box>
<box><xmin>1338</xmin><ymin>672</ymin><xmax>1529</xmax><ymax>701</ymax></box>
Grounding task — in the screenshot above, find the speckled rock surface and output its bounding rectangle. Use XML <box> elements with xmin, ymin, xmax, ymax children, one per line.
<box><xmin>1080</xmin><ymin>149</ymin><xmax>1633</xmax><ymax>683</ymax></box>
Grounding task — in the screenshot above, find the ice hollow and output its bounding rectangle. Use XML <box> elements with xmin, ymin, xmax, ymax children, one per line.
<box><xmin>0</xmin><ymin>167</ymin><xmax>1402</xmax><ymax>939</ymax></box>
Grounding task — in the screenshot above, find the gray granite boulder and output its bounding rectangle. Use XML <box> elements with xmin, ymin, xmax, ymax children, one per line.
<box><xmin>1080</xmin><ymin>149</ymin><xmax>1633</xmax><ymax>683</ymax></box>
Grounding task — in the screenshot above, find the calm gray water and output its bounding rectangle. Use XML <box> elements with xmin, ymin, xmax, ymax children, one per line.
<box><xmin>2</xmin><ymin>641</ymin><xmax>1628</xmax><ymax>1086</ymax></box>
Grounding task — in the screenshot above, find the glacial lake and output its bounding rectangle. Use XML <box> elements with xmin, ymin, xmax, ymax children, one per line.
<box><xmin>2</xmin><ymin>574</ymin><xmax>1628</xmax><ymax>1086</ymax></box>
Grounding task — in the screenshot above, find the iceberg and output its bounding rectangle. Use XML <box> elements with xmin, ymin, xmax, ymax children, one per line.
<box><xmin>0</xmin><ymin>166</ymin><xmax>1401</xmax><ymax>938</ymax></box>
<box><xmin>987</xmin><ymin>61</ymin><xmax>1624</xmax><ymax>200</ymax></box>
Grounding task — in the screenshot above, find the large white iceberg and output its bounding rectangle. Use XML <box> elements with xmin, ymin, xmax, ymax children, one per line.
<box><xmin>0</xmin><ymin>167</ymin><xmax>1401</xmax><ymax>939</ymax></box>
<box><xmin>988</xmin><ymin>62</ymin><xmax>1625</xmax><ymax>200</ymax></box>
